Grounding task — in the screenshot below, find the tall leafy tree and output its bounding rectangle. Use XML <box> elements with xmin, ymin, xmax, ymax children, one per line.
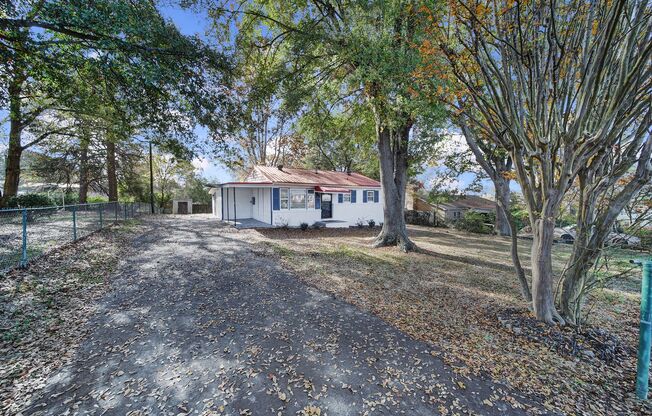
<box><xmin>298</xmin><ymin>97</ymin><xmax>379</xmax><ymax>178</ymax></box>
<box><xmin>0</xmin><ymin>0</ymin><xmax>231</xmax><ymax>205</ymax></box>
<box><xmin>207</xmin><ymin>0</ymin><xmax>446</xmax><ymax>251</ymax></box>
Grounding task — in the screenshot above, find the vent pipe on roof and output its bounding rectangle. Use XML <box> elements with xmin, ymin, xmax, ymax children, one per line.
<box><xmin>346</xmin><ymin>167</ymin><xmax>351</xmax><ymax>176</ymax></box>
<box><xmin>277</xmin><ymin>164</ymin><xmax>283</xmax><ymax>171</ymax></box>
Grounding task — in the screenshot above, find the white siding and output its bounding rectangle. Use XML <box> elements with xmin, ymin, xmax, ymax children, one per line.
<box><xmin>272</xmin><ymin>187</ymin><xmax>384</xmax><ymax>228</ymax></box>
<box><xmin>251</xmin><ymin>188</ymin><xmax>272</xmax><ymax>223</ymax></box>
<box><xmin>213</xmin><ymin>193</ymin><xmax>222</xmax><ymax>219</ymax></box>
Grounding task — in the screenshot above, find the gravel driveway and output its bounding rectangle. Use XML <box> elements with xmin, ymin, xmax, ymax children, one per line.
<box><xmin>25</xmin><ymin>216</ymin><xmax>540</xmax><ymax>415</ymax></box>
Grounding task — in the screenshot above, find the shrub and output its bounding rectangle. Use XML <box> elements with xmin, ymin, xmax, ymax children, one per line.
<box><xmin>5</xmin><ymin>193</ymin><xmax>55</xmax><ymax>208</ymax></box>
<box><xmin>300</xmin><ymin>222</ymin><xmax>309</xmax><ymax>231</ymax></box>
<box><xmin>367</xmin><ymin>219</ymin><xmax>376</xmax><ymax>228</ymax></box>
<box><xmin>87</xmin><ymin>195</ymin><xmax>109</xmax><ymax>203</ymax></box>
<box><xmin>312</xmin><ymin>221</ymin><xmax>326</xmax><ymax>229</ymax></box>
<box><xmin>454</xmin><ymin>211</ymin><xmax>494</xmax><ymax>234</ymax></box>
<box><xmin>355</xmin><ymin>218</ymin><xmax>366</xmax><ymax>228</ymax></box>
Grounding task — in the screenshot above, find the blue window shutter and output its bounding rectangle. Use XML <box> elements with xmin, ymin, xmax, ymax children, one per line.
<box><xmin>315</xmin><ymin>193</ymin><xmax>321</xmax><ymax>209</ymax></box>
<box><xmin>351</xmin><ymin>190</ymin><xmax>356</xmax><ymax>203</ymax></box>
<box><xmin>374</xmin><ymin>190</ymin><xmax>379</xmax><ymax>203</ymax></box>
<box><xmin>338</xmin><ymin>193</ymin><xmax>343</xmax><ymax>203</ymax></box>
<box><xmin>363</xmin><ymin>190</ymin><xmax>368</xmax><ymax>203</ymax></box>
<box><xmin>272</xmin><ymin>188</ymin><xmax>280</xmax><ymax>210</ymax></box>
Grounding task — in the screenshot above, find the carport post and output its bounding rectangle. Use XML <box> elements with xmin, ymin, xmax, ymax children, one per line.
<box><xmin>635</xmin><ymin>259</ymin><xmax>652</xmax><ymax>400</ymax></box>
<box><xmin>20</xmin><ymin>208</ymin><xmax>27</xmax><ymax>268</ymax></box>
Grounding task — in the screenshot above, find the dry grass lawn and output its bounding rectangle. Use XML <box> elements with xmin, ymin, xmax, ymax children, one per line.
<box><xmin>244</xmin><ymin>225</ymin><xmax>650</xmax><ymax>415</ymax></box>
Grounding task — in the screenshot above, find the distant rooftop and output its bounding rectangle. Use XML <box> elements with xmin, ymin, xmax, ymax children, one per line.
<box><xmin>439</xmin><ymin>195</ymin><xmax>495</xmax><ymax>211</ymax></box>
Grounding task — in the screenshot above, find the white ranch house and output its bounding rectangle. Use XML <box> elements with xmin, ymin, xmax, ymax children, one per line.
<box><xmin>208</xmin><ymin>166</ymin><xmax>383</xmax><ymax>228</ymax></box>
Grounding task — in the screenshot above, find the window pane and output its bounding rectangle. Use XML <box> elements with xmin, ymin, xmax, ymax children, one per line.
<box><xmin>343</xmin><ymin>193</ymin><xmax>351</xmax><ymax>202</ymax></box>
<box><xmin>307</xmin><ymin>192</ymin><xmax>315</xmax><ymax>209</ymax></box>
<box><xmin>322</xmin><ymin>194</ymin><xmax>332</xmax><ymax>202</ymax></box>
<box><xmin>367</xmin><ymin>190</ymin><xmax>374</xmax><ymax>202</ymax></box>
<box><xmin>290</xmin><ymin>190</ymin><xmax>306</xmax><ymax>209</ymax></box>
<box><xmin>280</xmin><ymin>188</ymin><xmax>289</xmax><ymax>209</ymax></box>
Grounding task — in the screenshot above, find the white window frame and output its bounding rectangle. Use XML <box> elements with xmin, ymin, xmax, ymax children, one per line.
<box><xmin>366</xmin><ymin>190</ymin><xmax>375</xmax><ymax>203</ymax></box>
<box><xmin>290</xmin><ymin>189</ymin><xmax>307</xmax><ymax>210</ymax></box>
<box><xmin>280</xmin><ymin>188</ymin><xmax>289</xmax><ymax>210</ymax></box>
<box><xmin>307</xmin><ymin>190</ymin><xmax>315</xmax><ymax>209</ymax></box>
<box><xmin>343</xmin><ymin>193</ymin><xmax>351</xmax><ymax>203</ymax></box>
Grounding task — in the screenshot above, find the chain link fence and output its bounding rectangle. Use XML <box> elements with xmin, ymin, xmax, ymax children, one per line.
<box><xmin>0</xmin><ymin>202</ymin><xmax>153</xmax><ymax>273</ymax></box>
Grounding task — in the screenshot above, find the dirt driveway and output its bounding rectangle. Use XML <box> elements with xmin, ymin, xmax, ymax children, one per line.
<box><xmin>25</xmin><ymin>216</ymin><xmax>540</xmax><ymax>415</ymax></box>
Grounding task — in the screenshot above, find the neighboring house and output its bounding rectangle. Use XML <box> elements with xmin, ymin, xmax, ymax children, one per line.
<box><xmin>208</xmin><ymin>165</ymin><xmax>383</xmax><ymax>227</ymax></box>
<box><xmin>405</xmin><ymin>187</ymin><xmax>437</xmax><ymax>212</ymax></box>
<box><xmin>436</xmin><ymin>196</ymin><xmax>495</xmax><ymax>221</ymax></box>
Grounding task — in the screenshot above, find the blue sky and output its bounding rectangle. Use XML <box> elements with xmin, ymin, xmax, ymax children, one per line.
<box><xmin>158</xmin><ymin>6</ymin><xmax>233</xmax><ymax>183</ymax></box>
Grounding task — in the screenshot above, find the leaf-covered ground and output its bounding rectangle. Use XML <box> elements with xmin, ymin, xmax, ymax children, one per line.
<box><xmin>249</xmin><ymin>225</ymin><xmax>651</xmax><ymax>416</ymax></box>
<box><xmin>5</xmin><ymin>216</ymin><xmax>547</xmax><ymax>415</ymax></box>
<box><xmin>0</xmin><ymin>220</ymin><xmax>145</xmax><ymax>414</ymax></box>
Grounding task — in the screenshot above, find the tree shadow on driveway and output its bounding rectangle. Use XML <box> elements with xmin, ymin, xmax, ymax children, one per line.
<box><xmin>25</xmin><ymin>216</ymin><xmax>546</xmax><ymax>415</ymax></box>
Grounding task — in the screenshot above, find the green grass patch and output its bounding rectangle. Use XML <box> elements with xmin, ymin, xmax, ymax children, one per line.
<box><xmin>323</xmin><ymin>244</ymin><xmax>397</xmax><ymax>267</ymax></box>
<box><xmin>265</xmin><ymin>241</ymin><xmax>295</xmax><ymax>258</ymax></box>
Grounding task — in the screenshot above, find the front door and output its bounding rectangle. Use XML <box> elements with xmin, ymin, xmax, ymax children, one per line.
<box><xmin>178</xmin><ymin>202</ymin><xmax>188</xmax><ymax>214</ymax></box>
<box><xmin>321</xmin><ymin>193</ymin><xmax>332</xmax><ymax>219</ymax></box>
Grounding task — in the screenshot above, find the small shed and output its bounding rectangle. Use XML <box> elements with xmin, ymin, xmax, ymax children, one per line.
<box><xmin>173</xmin><ymin>199</ymin><xmax>193</xmax><ymax>214</ymax></box>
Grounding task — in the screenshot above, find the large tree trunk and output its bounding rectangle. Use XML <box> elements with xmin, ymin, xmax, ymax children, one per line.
<box><xmin>78</xmin><ymin>137</ymin><xmax>89</xmax><ymax>203</ymax></box>
<box><xmin>1</xmin><ymin>72</ymin><xmax>25</xmax><ymax>206</ymax></box>
<box><xmin>494</xmin><ymin>178</ymin><xmax>511</xmax><ymax>236</ymax></box>
<box><xmin>373</xmin><ymin>121</ymin><xmax>416</xmax><ymax>252</ymax></box>
<box><xmin>531</xmin><ymin>213</ymin><xmax>565</xmax><ymax>324</ymax></box>
<box><xmin>3</xmin><ymin>126</ymin><xmax>23</xmax><ymax>206</ymax></box>
<box><xmin>106</xmin><ymin>140</ymin><xmax>118</xmax><ymax>202</ymax></box>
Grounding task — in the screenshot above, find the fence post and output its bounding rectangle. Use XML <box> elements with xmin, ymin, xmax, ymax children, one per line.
<box><xmin>114</xmin><ymin>202</ymin><xmax>118</xmax><ymax>222</ymax></box>
<box><xmin>20</xmin><ymin>208</ymin><xmax>28</xmax><ymax>268</ymax></box>
<box><xmin>72</xmin><ymin>205</ymin><xmax>77</xmax><ymax>241</ymax></box>
<box><xmin>636</xmin><ymin>259</ymin><xmax>652</xmax><ymax>400</ymax></box>
<box><xmin>99</xmin><ymin>203</ymin><xmax>104</xmax><ymax>229</ymax></box>
<box><xmin>124</xmin><ymin>203</ymin><xmax>127</xmax><ymax>221</ymax></box>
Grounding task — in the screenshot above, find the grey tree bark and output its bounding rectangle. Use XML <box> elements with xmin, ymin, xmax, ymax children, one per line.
<box><xmin>78</xmin><ymin>137</ymin><xmax>90</xmax><ymax>203</ymax></box>
<box><xmin>460</xmin><ymin>122</ymin><xmax>530</xmax><ymax>301</ymax></box>
<box><xmin>560</xmin><ymin>135</ymin><xmax>652</xmax><ymax>324</ymax></box>
<box><xmin>106</xmin><ymin>140</ymin><xmax>118</xmax><ymax>202</ymax></box>
<box><xmin>531</xmin><ymin>207</ymin><xmax>565</xmax><ymax>324</ymax></box>
<box><xmin>2</xmin><ymin>69</ymin><xmax>26</xmax><ymax>206</ymax></box>
<box><xmin>373</xmin><ymin>121</ymin><xmax>416</xmax><ymax>252</ymax></box>
<box><xmin>494</xmin><ymin>179</ymin><xmax>511</xmax><ymax>236</ymax></box>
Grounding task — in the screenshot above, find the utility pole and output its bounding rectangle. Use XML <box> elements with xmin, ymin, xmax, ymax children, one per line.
<box><xmin>149</xmin><ymin>141</ymin><xmax>155</xmax><ymax>214</ymax></box>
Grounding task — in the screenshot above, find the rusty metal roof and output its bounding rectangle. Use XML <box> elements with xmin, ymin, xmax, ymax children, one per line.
<box><xmin>439</xmin><ymin>196</ymin><xmax>495</xmax><ymax>211</ymax></box>
<box><xmin>249</xmin><ymin>166</ymin><xmax>380</xmax><ymax>187</ymax></box>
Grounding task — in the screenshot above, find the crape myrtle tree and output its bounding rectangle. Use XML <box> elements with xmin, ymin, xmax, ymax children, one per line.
<box><xmin>0</xmin><ymin>0</ymin><xmax>231</xmax><ymax>205</ymax></box>
<box><xmin>206</xmin><ymin>0</ymin><xmax>446</xmax><ymax>251</ymax></box>
<box><xmin>425</xmin><ymin>0</ymin><xmax>652</xmax><ymax>323</ymax></box>
<box><xmin>560</xmin><ymin>130</ymin><xmax>652</xmax><ymax>324</ymax></box>
<box><xmin>457</xmin><ymin>120</ymin><xmax>531</xmax><ymax>302</ymax></box>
